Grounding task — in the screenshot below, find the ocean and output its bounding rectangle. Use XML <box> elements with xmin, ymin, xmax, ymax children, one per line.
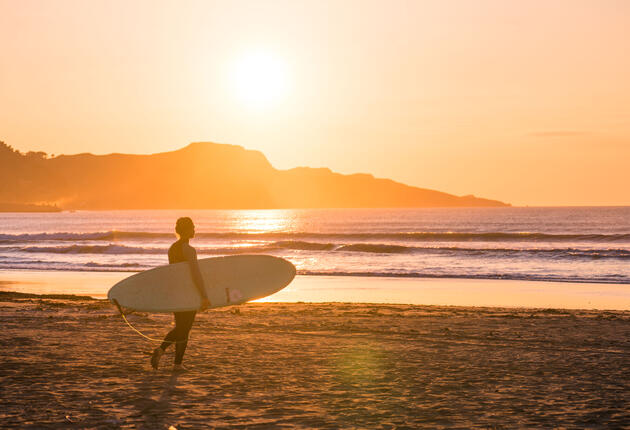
<box><xmin>0</xmin><ymin>207</ymin><xmax>628</xmax><ymax>284</ymax></box>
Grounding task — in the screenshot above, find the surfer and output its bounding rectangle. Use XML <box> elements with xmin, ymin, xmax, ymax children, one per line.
<box><xmin>151</xmin><ymin>217</ymin><xmax>211</xmax><ymax>371</ymax></box>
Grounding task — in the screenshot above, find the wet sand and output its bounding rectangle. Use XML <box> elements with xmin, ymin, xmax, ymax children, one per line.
<box><xmin>1</xmin><ymin>292</ymin><xmax>629</xmax><ymax>428</ymax></box>
<box><xmin>2</xmin><ymin>270</ymin><xmax>630</xmax><ymax>310</ymax></box>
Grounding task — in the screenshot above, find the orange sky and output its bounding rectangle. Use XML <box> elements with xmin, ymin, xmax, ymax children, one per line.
<box><xmin>1</xmin><ymin>0</ymin><xmax>629</xmax><ymax>206</ymax></box>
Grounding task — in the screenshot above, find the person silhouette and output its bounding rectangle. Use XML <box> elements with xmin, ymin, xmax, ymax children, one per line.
<box><xmin>151</xmin><ymin>217</ymin><xmax>211</xmax><ymax>371</ymax></box>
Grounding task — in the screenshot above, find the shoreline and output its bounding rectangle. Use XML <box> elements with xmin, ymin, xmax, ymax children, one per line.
<box><xmin>1</xmin><ymin>269</ymin><xmax>629</xmax><ymax>311</ymax></box>
<box><xmin>1</xmin><ymin>290</ymin><xmax>630</xmax><ymax>318</ymax></box>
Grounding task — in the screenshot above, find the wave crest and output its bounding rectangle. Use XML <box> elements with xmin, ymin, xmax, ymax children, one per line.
<box><xmin>4</xmin><ymin>241</ymin><xmax>629</xmax><ymax>260</ymax></box>
<box><xmin>1</xmin><ymin>230</ymin><xmax>629</xmax><ymax>243</ymax></box>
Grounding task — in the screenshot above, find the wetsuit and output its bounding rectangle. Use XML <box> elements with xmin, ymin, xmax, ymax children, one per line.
<box><xmin>159</xmin><ymin>240</ymin><xmax>197</xmax><ymax>364</ymax></box>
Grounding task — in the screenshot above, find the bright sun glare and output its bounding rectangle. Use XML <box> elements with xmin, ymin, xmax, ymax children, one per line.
<box><xmin>233</xmin><ymin>52</ymin><xmax>288</xmax><ymax>109</ymax></box>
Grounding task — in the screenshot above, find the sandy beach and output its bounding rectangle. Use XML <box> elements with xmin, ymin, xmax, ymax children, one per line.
<box><xmin>1</xmin><ymin>291</ymin><xmax>628</xmax><ymax>428</ymax></box>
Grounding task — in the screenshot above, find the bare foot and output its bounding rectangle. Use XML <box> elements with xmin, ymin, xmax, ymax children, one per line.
<box><xmin>150</xmin><ymin>347</ymin><xmax>164</xmax><ymax>370</ymax></box>
<box><xmin>172</xmin><ymin>364</ymin><xmax>189</xmax><ymax>373</ymax></box>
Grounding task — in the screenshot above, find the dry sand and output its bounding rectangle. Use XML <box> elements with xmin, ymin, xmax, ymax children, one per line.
<box><xmin>1</xmin><ymin>292</ymin><xmax>629</xmax><ymax>428</ymax></box>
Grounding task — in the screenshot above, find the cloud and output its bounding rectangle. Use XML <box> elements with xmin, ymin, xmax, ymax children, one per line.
<box><xmin>527</xmin><ymin>131</ymin><xmax>591</xmax><ymax>138</ymax></box>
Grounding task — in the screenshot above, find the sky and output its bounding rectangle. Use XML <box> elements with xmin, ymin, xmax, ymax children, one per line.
<box><xmin>1</xmin><ymin>0</ymin><xmax>629</xmax><ymax>206</ymax></box>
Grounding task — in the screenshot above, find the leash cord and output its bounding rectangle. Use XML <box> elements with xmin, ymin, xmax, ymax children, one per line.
<box><xmin>113</xmin><ymin>299</ymin><xmax>188</xmax><ymax>344</ymax></box>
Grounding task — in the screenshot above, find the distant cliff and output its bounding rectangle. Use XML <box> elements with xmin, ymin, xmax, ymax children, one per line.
<box><xmin>0</xmin><ymin>141</ymin><xmax>509</xmax><ymax>209</ymax></box>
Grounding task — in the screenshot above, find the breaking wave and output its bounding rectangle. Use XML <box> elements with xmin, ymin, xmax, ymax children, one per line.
<box><xmin>3</xmin><ymin>241</ymin><xmax>629</xmax><ymax>260</ymax></box>
<box><xmin>1</xmin><ymin>230</ymin><xmax>629</xmax><ymax>243</ymax></box>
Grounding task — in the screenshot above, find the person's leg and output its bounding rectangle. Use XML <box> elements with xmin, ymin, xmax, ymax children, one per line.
<box><xmin>160</xmin><ymin>321</ymin><xmax>179</xmax><ymax>351</ymax></box>
<box><xmin>174</xmin><ymin>311</ymin><xmax>197</xmax><ymax>365</ymax></box>
<box><xmin>152</xmin><ymin>313</ymin><xmax>178</xmax><ymax>369</ymax></box>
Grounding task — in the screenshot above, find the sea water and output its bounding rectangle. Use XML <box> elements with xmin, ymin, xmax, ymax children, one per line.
<box><xmin>0</xmin><ymin>207</ymin><xmax>628</xmax><ymax>285</ymax></box>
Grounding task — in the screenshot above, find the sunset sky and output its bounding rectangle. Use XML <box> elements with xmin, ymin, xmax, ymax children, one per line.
<box><xmin>1</xmin><ymin>0</ymin><xmax>629</xmax><ymax>206</ymax></box>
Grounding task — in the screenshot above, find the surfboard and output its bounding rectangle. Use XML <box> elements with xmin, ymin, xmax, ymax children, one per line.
<box><xmin>108</xmin><ymin>255</ymin><xmax>296</xmax><ymax>313</ymax></box>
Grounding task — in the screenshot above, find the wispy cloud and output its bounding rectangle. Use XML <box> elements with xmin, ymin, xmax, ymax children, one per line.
<box><xmin>527</xmin><ymin>131</ymin><xmax>591</xmax><ymax>138</ymax></box>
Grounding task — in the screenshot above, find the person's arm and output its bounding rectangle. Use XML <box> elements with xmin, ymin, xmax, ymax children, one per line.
<box><xmin>183</xmin><ymin>245</ymin><xmax>211</xmax><ymax>310</ymax></box>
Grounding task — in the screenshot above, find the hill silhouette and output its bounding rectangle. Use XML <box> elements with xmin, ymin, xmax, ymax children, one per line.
<box><xmin>0</xmin><ymin>141</ymin><xmax>508</xmax><ymax>209</ymax></box>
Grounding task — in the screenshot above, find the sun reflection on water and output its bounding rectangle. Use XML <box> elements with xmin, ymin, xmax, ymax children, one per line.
<box><xmin>227</xmin><ymin>209</ymin><xmax>298</xmax><ymax>233</ymax></box>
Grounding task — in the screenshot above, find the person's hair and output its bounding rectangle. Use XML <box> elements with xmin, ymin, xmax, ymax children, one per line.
<box><xmin>175</xmin><ymin>217</ymin><xmax>194</xmax><ymax>238</ymax></box>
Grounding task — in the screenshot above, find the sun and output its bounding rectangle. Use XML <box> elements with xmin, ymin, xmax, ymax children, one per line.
<box><xmin>232</xmin><ymin>51</ymin><xmax>289</xmax><ymax>110</ymax></box>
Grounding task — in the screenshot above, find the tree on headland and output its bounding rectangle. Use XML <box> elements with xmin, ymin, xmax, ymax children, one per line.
<box><xmin>25</xmin><ymin>151</ymin><xmax>48</xmax><ymax>160</ymax></box>
<box><xmin>1</xmin><ymin>142</ymin><xmax>49</xmax><ymax>159</ymax></box>
<box><xmin>0</xmin><ymin>141</ymin><xmax>20</xmax><ymax>157</ymax></box>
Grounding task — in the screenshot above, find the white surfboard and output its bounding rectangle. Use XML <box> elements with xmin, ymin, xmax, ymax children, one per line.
<box><xmin>108</xmin><ymin>255</ymin><xmax>296</xmax><ymax>313</ymax></box>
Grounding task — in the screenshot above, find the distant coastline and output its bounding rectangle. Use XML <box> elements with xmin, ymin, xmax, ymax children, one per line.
<box><xmin>0</xmin><ymin>202</ymin><xmax>61</xmax><ymax>213</ymax></box>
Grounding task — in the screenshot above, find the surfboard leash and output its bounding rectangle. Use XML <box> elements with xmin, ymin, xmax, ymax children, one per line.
<box><xmin>112</xmin><ymin>299</ymin><xmax>188</xmax><ymax>344</ymax></box>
